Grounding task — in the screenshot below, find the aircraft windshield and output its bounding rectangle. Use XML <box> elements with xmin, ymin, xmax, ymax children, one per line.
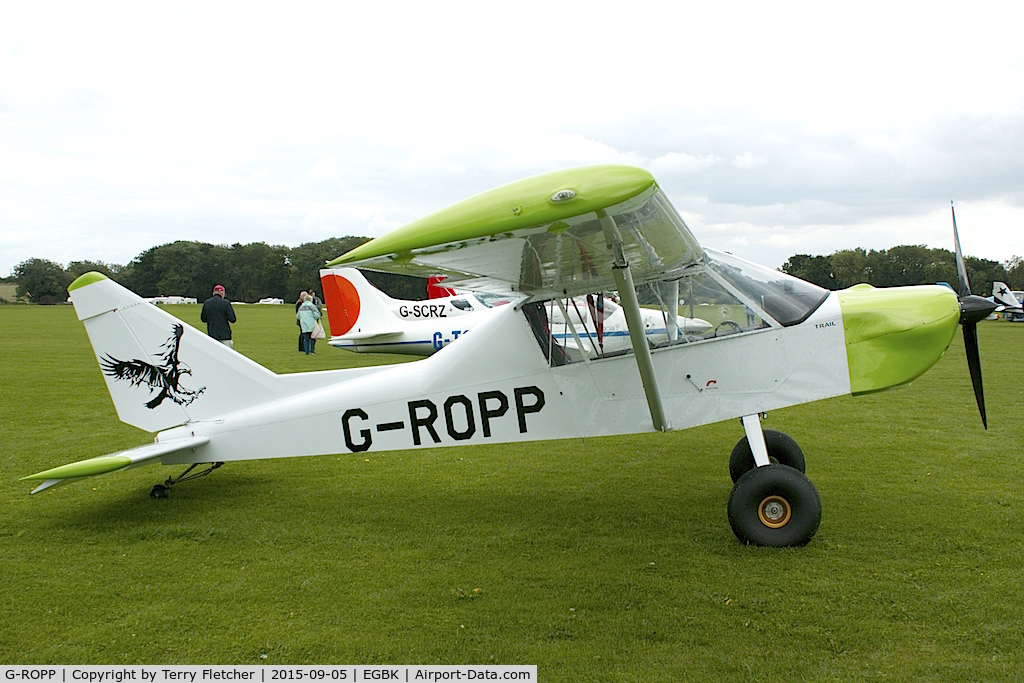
<box><xmin>704</xmin><ymin>249</ymin><xmax>828</xmax><ymax>326</ymax></box>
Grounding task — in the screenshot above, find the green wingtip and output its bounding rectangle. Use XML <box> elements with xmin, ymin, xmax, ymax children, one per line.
<box><xmin>68</xmin><ymin>271</ymin><xmax>109</xmax><ymax>292</ymax></box>
<box><xmin>22</xmin><ymin>455</ymin><xmax>133</xmax><ymax>481</ymax></box>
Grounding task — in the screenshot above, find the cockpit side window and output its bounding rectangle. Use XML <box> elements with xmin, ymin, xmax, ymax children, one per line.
<box><xmin>522</xmin><ymin>252</ymin><xmax>829</xmax><ymax>367</ymax></box>
<box><xmin>476</xmin><ymin>293</ymin><xmax>514</xmax><ymax>309</ymax></box>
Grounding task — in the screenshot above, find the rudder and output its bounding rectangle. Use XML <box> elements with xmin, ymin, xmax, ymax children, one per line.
<box><xmin>319</xmin><ymin>267</ymin><xmax>403</xmax><ymax>339</ymax></box>
<box><xmin>69</xmin><ymin>273</ymin><xmax>282</xmax><ymax>433</ymax></box>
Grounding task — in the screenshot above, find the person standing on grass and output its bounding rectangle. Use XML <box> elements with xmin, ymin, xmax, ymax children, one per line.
<box><xmin>201</xmin><ymin>284</ymin><xmax>236</xmax><ymax>348</ymax></box>
<box><xmin>295</xmin><ymin>290</ymin><xmax>308</xmax><ymax>351</ymax></box>
<box><xmin>296</xmin><ymin>292</ymin><xmax>322</xmax><ymax>355</ymax></box>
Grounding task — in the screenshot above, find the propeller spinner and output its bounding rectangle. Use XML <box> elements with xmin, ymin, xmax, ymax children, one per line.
<box><xmin>952</xmin><ymin>201</ymin><xmax>997</xmax><ymax>428</ymax></box>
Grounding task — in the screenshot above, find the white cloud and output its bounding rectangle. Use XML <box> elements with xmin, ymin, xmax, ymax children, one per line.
<box><xmin>650</xmin><ymin>152</ymin><xmax>722</xmax><ymax>175</ymax></box>
<box><xmin>364</xmin><ymin>213</ymin><xmax>403</xmax><ymax>237</ymax></box>
<box><xmin>2</xmin><ymin>1</ymin><xmax>1024</xmax><ymax>275</ymax></box>
<box><xmin>733</xmin><ymin>153</ymin><xmax>766</xmax><ymax>170</ymax></box>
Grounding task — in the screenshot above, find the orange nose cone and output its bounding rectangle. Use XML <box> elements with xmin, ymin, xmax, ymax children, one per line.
<box><xmin>320</xmin><ymin>273</ymin><xmax>361</xmax><ymax>336</ymax></box>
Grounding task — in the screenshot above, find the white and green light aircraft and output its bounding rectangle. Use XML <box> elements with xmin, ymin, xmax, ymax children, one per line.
<box><xmin>23</xmin><ymin>165</ymin><xmax>995</xmax><ymax>547</ymax></box>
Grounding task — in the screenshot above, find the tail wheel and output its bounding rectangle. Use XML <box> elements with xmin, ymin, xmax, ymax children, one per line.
<box><xmin>729</xmin><ymin>429</ymin><xmax>805</xmax><ymax>483</ymax></box>
<box><xmin>728</xmin><ymin>464</ymin><xmax>821</xmax><ymax>547</ymax></box>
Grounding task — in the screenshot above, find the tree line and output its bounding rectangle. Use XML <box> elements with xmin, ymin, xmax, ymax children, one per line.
<box><xmin>782</xmin><ymin>245</ymin><xmax>1023</xmax><ymax>295</ymax></box>
<box><xmin>7</xmin><ymin>237</ymin><xmax>427</xmax><ymax>305</ymax></box>
<box><xmin>6</xmin><ymin>239</ymin><xmax>1024</xmax><ymax>305</ymax></box>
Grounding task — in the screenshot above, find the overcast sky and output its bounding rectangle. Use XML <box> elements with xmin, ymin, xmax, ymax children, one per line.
<box><xmin>3</xmin><ymin>1</ymin><xmax>1023</xmax><ymax>279</ymax></box>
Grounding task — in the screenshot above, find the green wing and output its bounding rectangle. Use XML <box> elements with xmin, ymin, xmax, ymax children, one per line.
<box><xmin>329</xmin><ymin>165</ymin><xmax>705</xmax><ymax>299</ymax></box>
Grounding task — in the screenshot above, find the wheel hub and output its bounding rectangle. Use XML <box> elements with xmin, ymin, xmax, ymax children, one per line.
<box><xmin>758</xmin><ymin>495</ymin><xmax>791</xmax><ymax>528</ymax></box>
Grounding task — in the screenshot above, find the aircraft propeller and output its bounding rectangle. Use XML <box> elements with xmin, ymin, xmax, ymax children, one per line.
<box><xmin>951</xmin><ymin>201</ymin><xmax>997</xmax><ymax>428</ymax></box>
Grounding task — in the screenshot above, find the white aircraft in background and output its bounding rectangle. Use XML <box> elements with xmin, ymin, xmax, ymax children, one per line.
<box><xmin>545</xmin><ymin>292</ymin><xmax>714</xmax><ymax>354</ymax></box>
<box><xmin>992</xmin><ymin>282</ymin><xmax>1024</xmax><ymax>321</ymax></box>
<box><xmin>319</xmin><ymin>267</ymin><xmax>713</xmax><ymax>355</ymax></box>
<box><xmin>320</xmin><ymin>267</ymin><xmax>518</xmax><ymax>355</ymax></box>
<box><xmin>24</xmin><ymin>165</ymin><xmax>995</xmax><ymax>548</ymax></box>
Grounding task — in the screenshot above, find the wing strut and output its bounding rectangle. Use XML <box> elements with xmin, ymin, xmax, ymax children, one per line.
<box><xmin>665</xmin><ymin>280</ymin><xmax>679</xmax><ymax>342</ymax></box>
<box><xmin>599</xmin><ymin>211</ymin><xmax>671</xmax><ymax>432</ymax></box>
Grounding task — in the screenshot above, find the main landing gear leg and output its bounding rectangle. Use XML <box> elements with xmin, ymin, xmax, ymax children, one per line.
<box><xmin>729</xmin><ymin>413</ymin><xmax>806</xmax><ymax>483</ymax></box>
<box><xmin>742</xmin><ymin>414</ymin><xmax>771</xmax><ymax>468</ymax></box>
<box><xmin>727</xmin><ymin>414</ymin><xmax>821</xmax><ymax>547</ymax></box>
<box><xmin>150</xmin><ymin>462</ymin><xmax>224</xmax><ymax>499</ymax></box>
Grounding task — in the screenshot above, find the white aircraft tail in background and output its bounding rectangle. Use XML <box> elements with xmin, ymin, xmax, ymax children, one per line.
<box><xmin>992</xmin><ymin>281</ymin><xmax>1023</xmax><ymax>310</ymax></box>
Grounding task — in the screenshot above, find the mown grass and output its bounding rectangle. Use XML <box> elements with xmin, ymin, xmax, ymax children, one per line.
<box><xmin>2</xmin><ymin>303</ymin><xmax>1023</xmax><ymax>680</ymax></box>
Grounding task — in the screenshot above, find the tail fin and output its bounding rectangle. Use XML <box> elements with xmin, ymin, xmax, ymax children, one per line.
<box><xmin>319</xmin><ymin>267</ymin><xmax>403</xmax><ymax>339</ymax></box>
<box><xmin>427</xmin><ymin>275</ymin><xmax>457</xmax><ymax>299</ymax></box>
<box><xmin>69</xmin><ymin>272</ymin><xmax>283</xmax><ymax>433</ymax></box>
<box><xmin>993</xmin><ymin>282</ymin><xmax>1022</xmax><ymax>310</ymax></box>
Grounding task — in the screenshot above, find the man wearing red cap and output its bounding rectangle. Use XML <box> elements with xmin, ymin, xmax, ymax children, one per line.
<box><xmin>201</xmin><ymin>284</ymin><xmax>237</xmax><ymax>348</ymax></box>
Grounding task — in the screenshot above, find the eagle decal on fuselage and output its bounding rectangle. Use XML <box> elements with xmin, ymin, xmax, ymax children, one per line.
<box><xmin>100</xmin><ymin>323</ymin><xmax>206</xmax><ymax>409</ymax></box>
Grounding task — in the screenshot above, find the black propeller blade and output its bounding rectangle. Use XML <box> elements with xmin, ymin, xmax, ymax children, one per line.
<box><xmin>952</xmin><ymin>202</ymin><xmax>996</xmax><ymax>428</ymax></box>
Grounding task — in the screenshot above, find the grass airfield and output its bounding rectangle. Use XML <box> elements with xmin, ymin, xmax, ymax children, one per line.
<box><xmin>2</xmin><ymin>303</ymin><xmax>1023</xmax><ymax>680</ymax></box>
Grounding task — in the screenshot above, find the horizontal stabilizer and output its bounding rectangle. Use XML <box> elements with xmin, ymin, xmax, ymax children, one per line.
<box><xmin>22</xmin><ymin>435</ymin><xmax>210</xmax><ymax>494</ymax></box>
<box><xmin>333</xmin><ymin>329</ymin><xmax>403</xmax><ymax>341</ymax></box>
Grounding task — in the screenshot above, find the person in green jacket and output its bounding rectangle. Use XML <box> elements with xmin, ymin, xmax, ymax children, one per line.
<box><xmin>296</xmin><ymin>293</ymin><xmax>322</xmax><ymax>355</ymax></box>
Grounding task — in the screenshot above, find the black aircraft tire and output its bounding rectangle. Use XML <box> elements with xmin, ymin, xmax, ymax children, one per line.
<box><xmin>150</xmin><ymin>484</ymin><xmax>169</xmax><ymax>499</ymax></box>
<box><xmin>728</xmin><ymin>464</ymin><xmax>821</xmax><ymax>547</ymax></box>
<box><xmin>729</xmin><ymin>429</ymin><xmax>805</xmax><ymax>483</ymax></box>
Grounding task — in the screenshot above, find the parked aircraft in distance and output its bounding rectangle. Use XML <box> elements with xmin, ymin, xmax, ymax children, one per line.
<box><xmin>319</xmin><ymin>267</ymin><xmax>712</xmax><ymax>355</ymax></box>
<box><xmin>992</xmin><ymin>282</ymin><xmax>1023</xmax><ymax>321</ymax></box>
<box><xmin>320</xmin><ymin>267</ymin><xmax>517</xmax><ymax>355</ymax></box>
<box><xmin>144</xmin><ymin>296</ymin><xmax>197</xmax><ymax>305</ymax></box>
